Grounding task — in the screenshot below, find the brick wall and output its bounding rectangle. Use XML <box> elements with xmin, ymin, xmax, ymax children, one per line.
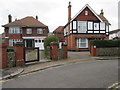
<box><xmin>0</xmin><ymin>43</ymin><xmax>7</xmax><ymax>68</ymax></box>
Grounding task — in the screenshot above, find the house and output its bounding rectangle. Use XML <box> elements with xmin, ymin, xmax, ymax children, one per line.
<box><xmin>53</xmin><ymin>26</ymin><xmax>65</xmax><ymax>48</ymax></box>
<box><xmin>109</xmin><ymin>29</ymin><xmax>120</xmax><ymax>40</ymax></box>
<box><xmin>53</xmin><ymin>26</ymin><xmax>65</xmax><ymax>42</ymax></box>
<box><xmin>2</xmin><ymin>15</ymin><xmax>49</xmax><ymax>50</ymax></box>
<box><xmin>64</xmin><ymin>2</ymin><xmax>110</xmax><ymax>51</ymax></box>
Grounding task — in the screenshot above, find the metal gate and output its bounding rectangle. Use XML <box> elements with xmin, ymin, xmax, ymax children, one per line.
<box><xmin>24</xmin><ymin>47</ymin><xmax>39</xmax><ymax>63</ymax></box>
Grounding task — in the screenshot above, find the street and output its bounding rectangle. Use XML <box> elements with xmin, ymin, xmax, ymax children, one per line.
<box><xmin>2</xmin><ymin>60</ymin><xmax>118</xmax><ymax>88</ymax></box>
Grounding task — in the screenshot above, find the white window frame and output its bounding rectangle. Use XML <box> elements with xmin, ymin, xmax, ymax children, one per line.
<box><xmin>73</xmin><ymin>21</ymin><xmax>77</xmax><ymax>29</ymax></box>
<box><xmin>94</xmin><ymin>23</ymin><xmax>99</xmax><ymax>30</ymax></box>
<box><xmin>9</xmin><ymin>39</ymin><xmax>23</xmax><ymax>46</ymax></box>
<box><xmin>78</xmin><ymin>21</ymin><xmax>87</xmax><ymax>33</ymax></box>
<box><xmin>100</xmin><ymin>22</ymin><xmax>105</xmax><ymax>30</ymax></box>
<box><xmin>88</xmin><ymin>22</ymin><xmax>93</xmax><ymax>30</ymax></box>
<box><xmin>37</xmin><ymin>28</ymin><xmax>43</xmax><ymax>34</ymax></box>
<box><xmin>9</xmin><ymin>27</ymin><xmax>21</xmax><ymax>34</ymax></box>
<box><xmin>26</xmin><ymin>28</ymin><xmax>32</xmax><ymax>34</ymax></box>
<box><xmin>70</xmin><ymin>22</ymin><xmax>72</xmax><ymax>30</ymax></box>
<box><xmin>85</xmin><ymin>11</ymin><xmax>88</xmax><ymax>15</ymax></box>
<box><xmin>77</xmin><ymin>38</ymin><xmax>88</xmax><ymax>48</ymax></box>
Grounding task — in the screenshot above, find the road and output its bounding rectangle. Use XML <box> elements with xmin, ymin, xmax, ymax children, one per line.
<box><xmin>2</xmin><ymin>60</ymin><xmax>118</xmax><ymax>88</ymax></box>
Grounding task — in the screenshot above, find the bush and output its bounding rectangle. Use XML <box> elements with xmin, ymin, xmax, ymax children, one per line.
<box><xmin>44</xmin><ymin>35</ymin><xmax>59</xmax><ymax>48</ymax></box>
<box><xmin>44</xmin><ymin>35</ymin><xmax>59</xmax><ymax>59</ymax></box>
<box><xmin>90</xmin><ymin>40</ymin><xmax>120</xmax><ymax>48</ymax></box>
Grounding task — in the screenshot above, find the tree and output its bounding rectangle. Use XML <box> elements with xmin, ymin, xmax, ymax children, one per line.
<box><xmin>44</xmin><ymin>35</ymin><xmax>59</xmax><ymax>59</ymax></box>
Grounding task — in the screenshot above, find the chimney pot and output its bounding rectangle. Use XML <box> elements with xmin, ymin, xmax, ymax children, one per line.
<box><xmin>8</xmin><ymin>14</ymin><xmax>12</xmax><ymax>23</ymax></box>
<box><xmin>36</xmin><ymin>15</ymin><xmax>38</xmax><ymax>20</ymax></box>
<box><xmin>100</xmin><ymin>9</ymin><xmax>104</xmax><ymax>16</ymax></box>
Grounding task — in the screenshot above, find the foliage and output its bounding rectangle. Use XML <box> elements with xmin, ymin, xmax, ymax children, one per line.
<box><xmin>90</xmin><ymin>40</ymin><xmax>120</xmax><ymax>48</ymax></box>
<box><xmin>7</xmin><ymin>48</ymin><xmax>14</xmax><ymax>52</ymax></box>
<box><xmin>44</xmin><ymin>35</ymin><xmax>59</xmax><ymax>48</ymax></box>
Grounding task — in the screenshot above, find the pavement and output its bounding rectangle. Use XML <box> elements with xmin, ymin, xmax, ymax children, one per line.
<box><xmin>0</xmin><ymin>54</ymin><xmax>119</xmax><ymax>81</ymax></box>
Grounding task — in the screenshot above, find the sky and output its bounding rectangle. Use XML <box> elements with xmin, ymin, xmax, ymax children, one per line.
<box><xmin>0</xmin><ymin>0</ymin><xmax>119</xmax><ymax>34</ymax></box>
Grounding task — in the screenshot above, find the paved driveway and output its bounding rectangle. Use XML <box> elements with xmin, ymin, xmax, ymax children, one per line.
<box><xmin>68</xmin><ymin>51</ymin><xmax>91</xmax><ymax>59</ymax></box>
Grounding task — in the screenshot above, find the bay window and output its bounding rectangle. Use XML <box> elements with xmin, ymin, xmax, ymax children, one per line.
<box><xmin>88</xmin><ymin>22</ymin><xmax>93</xmax><ymax>30</ymax></box>
<box><xmin>9</xmin><ymin>39</ymin><xmax>23</xmax><ymax>46</ymax></box>
<box><xmin>100</xmin><ymin>22</ymin><xmax>105</xmax><ymax>30</ymax></box>
<box><xmin>77</xmin><ymin>38</ymin><xmax>88</xmax><ymax>48</ymax></box>
<box><xmin>94</xmin><ymin>23</ymin><xmax>99</xmax><ymax>30</ymax></box>
<box><xmin>78</xmin><ymin>21</ymin><xmax>87</xmax><ymax>33</ymax></box>
<box><xmin>9</xmin><ymin>27</ymin><xmax>21</xmax><ymax>34</ymax></box>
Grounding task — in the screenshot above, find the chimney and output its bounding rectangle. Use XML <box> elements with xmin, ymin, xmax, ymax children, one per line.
<box><xmin>8</xmin><ymin>14</ymin><xmax>12</xmax><ymax>23</ymax></box>
<box><xmin>36</xmin><ymin>15</ymin><xmax>38</xmax><ymax>20</ymax></box>
<box><xmin>68</xmin><ymin>1</ymin><xmax>72</xmax><ymax>22</ymax></box>
<box><xmin>100</xmin><ymin>9</ymin><xmax>104</xmax><ymax>16</ymax></box>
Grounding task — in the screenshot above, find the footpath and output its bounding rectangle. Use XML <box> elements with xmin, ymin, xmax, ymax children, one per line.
<box><xmin>0</xmin><ymin>56</ymin><xmax>119</xmax><ymax>81</ymax></box>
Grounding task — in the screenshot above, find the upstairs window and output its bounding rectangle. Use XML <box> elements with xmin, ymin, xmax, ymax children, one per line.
<box><xmin>78</xmin><ymin>21</ymin><xmax>87</xmax><ymax>33</ymax></box>
<box><xmin>88</xmin><ymin>22</ymin><xmax>93</xmax><ymax>30</ymax></box>
<box><xmin>37</xmin><ymin>28</ymin><xmax>43</xmax><ymax>34</ymax></box>
<box><xmin>94</xmin><ymin>23</ymin><xmax>99</xmax><ymax>30</ymax></box>
<box><xmin>100</xmin><ymin>22</ymin><xmax>105</xmax><ymax>30</ymax></box>
<box><xmin>85</xmin><ymin>11</ymin><xmax>88</xmax><ymax>15</ymax></box>
<box><xmin>26</xmin><ymin>28</ymin><xmax>32</xmax><ymax>34</ymax></box>
<box><xmin>9</xmin><ymin>27</ymin><xmax>21</xmax><ymax>34</ymax></box>
<box><xmin>73</xmin><ymin>21</ymin><xmax>77</xmax><ymax>29</ymax></box>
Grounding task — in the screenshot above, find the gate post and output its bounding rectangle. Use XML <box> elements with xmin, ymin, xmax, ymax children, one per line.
<box><xmin>50</xmin><ymin>42</ymin><xmax>58</xmax><ymax>60</ymax></box>
<box><xmin>90</xmin><ymin>46</ymin><xmax>96</xmax><ymax>56</ymax></box>
<box><xmin>0</xmin><ymin>43</ymin><xmax>7</xmax><ymax>68</ymax></box>
<box><xmin>62</xmin><ymin>43</ymin><xmax>68</xmax><ymax>59</ymax></box>
<box><xmin>14</xmin><ymin>42</ymin><xmax>25</xmax><ymax>66</ymax></box>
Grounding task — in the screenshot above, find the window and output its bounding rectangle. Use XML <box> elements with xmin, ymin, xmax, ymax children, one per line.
<box><xmin>37</xmin><ymin>28</ymin><xmax>43</xmax><ymax>34</ymax></box>
<box><xmin>88</xmin><ymin>31</ymin><xmax>93</xmax><ymax>33</ymax></box>
<box><xmin>85</xmin><ymin>11</ymin><xmax>88</xmax><ymax>15</ymax></box>
<box><xmin>9</xmin><ymin>27</ymin><xmax>21</xmax><ymax>34</ymax></box>
<box><xmin>26</xmin><ymin>28</ymin><xmax>32</xmax><ymax>34</ymax></box>
<box><xmin>100</xmin><ymin>22</ymin><xmax>105</xmax><ymax>30</ymax></box>
<box><xmin>88</xmin><ymin>22</ymin><xmax>93</xmax><ymax>30</ymax></box>
<box><xmin>94</xmin><ymin>31</ymin><xmax>99</xmax><ymax>33</ymax></box>
<box><xmin>78</xmin><ymin>21</ymin><xmax>87</xmax><ymax>33</ymax></box>
<box><xmin>94</xmin><ymin>23</ymin><xmax>99</xmax><ymax>30</ymax></box>
<box><xmin>9</xmin><ymin>39</ymin><xmax>23</xmax><ymax>46</ymax></box>
<box><xmin>77</xmin><ymin>38</ymin><xmax>88</xmax><ymax>48</ymax></box>
<box><xmin>73</xmin><ymin>21</ymin><xmax>76</xmax><ymax>29</ymax></box>
<box><xmin>106</xmin><ymin>25</ymin><xmax>109</xmax><ymax>32</ymax></box>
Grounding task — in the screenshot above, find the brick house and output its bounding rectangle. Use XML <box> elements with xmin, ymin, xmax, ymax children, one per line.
<box><xmin>53</xmin><ymin>26</ymin><xmax>65</xmax><ymax>42</ymax></box>
<box><xmin>2</xmin><ymin>15</ymin><xmax>49</xmax><ymax>50</ymax></box>
<box><xmin>64</xmin><ymin>2</ymin><xmax>110</xmax><ymax>51</ymax></box>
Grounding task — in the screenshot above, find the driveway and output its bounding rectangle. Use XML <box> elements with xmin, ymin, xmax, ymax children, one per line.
<box><xmin>68</xmin><ymin>51</ymin><xmax>91</xmax><ymax>59</ymax></box>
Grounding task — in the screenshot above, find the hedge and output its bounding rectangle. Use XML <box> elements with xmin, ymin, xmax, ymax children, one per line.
<box><xmin>90</xmin><ymin>40</ymin><xmax>120</xmax><ymax>48</ymax></box>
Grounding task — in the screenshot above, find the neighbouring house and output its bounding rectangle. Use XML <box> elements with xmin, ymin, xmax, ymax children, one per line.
<box><xmin>64</xmin><ymin>2</ymin><xmax>110</xmax><ymax>51</ymax></box>
<box><xmin>53</xmin><ymin>26</ymin><xmax>65</xmax><ymax>42</ymax></box>
<box><xmin>53</xmin><ymin>26</ymin><xmax>65</xmax><ymax>48</ymax></box>
<box><xmin>109</xmin><ymin>29</ymin><xmax>120</xmax><ymax>40</ymax></box>
<box><xmin>2</xmin><ymin>15</ymin><xmax>49</xmax><ymax>50</ymax></box>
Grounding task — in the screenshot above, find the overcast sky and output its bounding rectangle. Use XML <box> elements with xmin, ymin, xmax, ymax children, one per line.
<box><xmin>0</xmin><ymin>0</ymin><xmax>119</xmax><ymax>34</ymax></box>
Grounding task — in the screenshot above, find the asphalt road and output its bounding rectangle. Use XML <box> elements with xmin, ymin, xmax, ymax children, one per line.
<box><xmin>2</xmin><ymin>60</ymin><xmax>118</xmax><ymax>88</ymax></box>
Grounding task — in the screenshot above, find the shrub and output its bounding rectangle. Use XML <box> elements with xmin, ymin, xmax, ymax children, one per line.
<box><xmin>7</xmin><ymin>48</ymin><xmax>14</xmax><ymax>52</ymax></box>
<box><xmin>90</xmin><ymin>40</ymin><xmax>120</xmax><ymax>48</ymax></box>
<box><xmin>44</xmin><ymin>35</ymin><xmax>59</xmax><ymax>59</ymax></box>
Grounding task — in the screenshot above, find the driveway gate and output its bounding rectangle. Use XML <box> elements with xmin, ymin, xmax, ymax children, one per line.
<box><xmin>24</xmin><ymin>47</ymin><xmax>39</xmax><ymax>63</ymax></box>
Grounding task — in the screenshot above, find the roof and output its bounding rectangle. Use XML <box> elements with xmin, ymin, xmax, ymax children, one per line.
<box><xmin>53</xmin><ymin>26</ymin><xmax>64</xmax><ymax>33</ymax></box>
<box><xmin>2</xmin><ymin>16</ymin><xmax>47</xmax><ymax>27</ymax></box>
<box><xmin>71</xmin><ymin>4</ymin><xmax>103</xmax><ymax>22</ymax></box>
<box><xmin>98</xmin><ymin>15</ymin><xmax>110</xmax><ymax>25</ymax></box>
<box><xmin>109</xmin><ymin>29</ymin><xmax>120</xmax><ymax>34</ymax></box>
